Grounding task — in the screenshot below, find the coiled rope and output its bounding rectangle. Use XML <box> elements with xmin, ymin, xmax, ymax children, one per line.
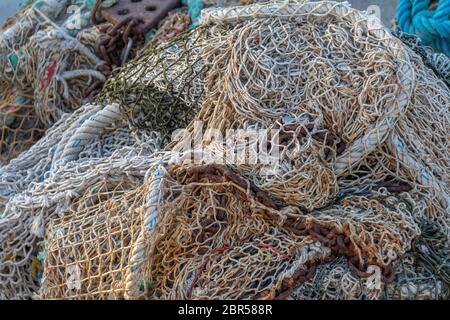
<box><xmin>397</xmin><ymin>0</ymin><xmax>450</xmax><ymax>55</ymax></box>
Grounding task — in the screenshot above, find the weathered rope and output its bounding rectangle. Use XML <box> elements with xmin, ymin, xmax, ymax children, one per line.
<box><xmin>397</xmin><ymin>0</ymin><xmax>450</xmax><ymax>55</ymax></box>
<box><xmin>60</xmin><ymin>103</ymin><xmax>122</xmax><ymax>163</ymax></box>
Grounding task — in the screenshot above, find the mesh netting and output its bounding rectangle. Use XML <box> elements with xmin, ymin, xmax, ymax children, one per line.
<box><xmin>97</xmin><ymin>0</ymin><xmax>266</xmax><ymax>145</ymax></box>
<box><xmin>123</xmin><ymin>164</ymin><xmax>421</xmax><ymax>300</ymax></box>
<box><xmin>39</xmin><ymin>179</ymin><xmax>149</xmax><ymax>299</ymax></box>
<box><xmin>155</xmin><ymin>0</ymin><xmax>448</xmax><ymax>233</ymax></box>
<box><xmin>0</xmin><ymin>0</ymin><xmax>449</xmax><ymax>300</ymax></box>
<box><xmin>0</xmin><ymin>6</ymin><xmax>108</xmax><ymax>164</ymax></box>
<box><xmin>0</xmin><ymin>101</ymin><xmax>160</xmax><ymax>299</ymax></box>
<box><xmin>130</xmin><ymin>0</ymin><xmax>447</xmax><ymax>299</ymax></box>
<box><xmin>98</xmin><ymin>27</ymin><xmax>207</xmax><ymax>145</ymax></box>
<box><xmin>392</xmin><ymin>27</ymin><xmax>450</xmax><ymax>87</ymax></box>
<box><xmin>291</xmin><ymin>254</ymin><xmax>449</xmax><ymax>300</ymax></box>
<box><xmin>0</xmin><ymin>92</ymin><xmax>45</xmax><ymax>163</ymax></box>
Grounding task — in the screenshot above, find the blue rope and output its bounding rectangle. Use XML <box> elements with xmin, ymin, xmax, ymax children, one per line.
<box><xmin>182</xmin><ymin>0</ymin><xmax>203</xmax><ymax>28</ymax></box>
<box><xmin>397</xmin><ymin>0</ymin><xmax>450</xmax><ymax>55</ymax></box>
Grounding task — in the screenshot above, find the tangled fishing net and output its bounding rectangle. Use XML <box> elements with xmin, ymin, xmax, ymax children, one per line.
<box><xmin>392</xmin><ymin>26</ymin><xmax>450</xmax><ymax>87</ymax></box>
<box><xmin>0</xmin><ymin>102</ymin><xmax>161</xmax><ymax>299</ymax></box>
<box><xmin>0</xmin><ymin>0</ymin><xmax>449</xmax><ymax>300</ymax></box>
<box><xmin>38</xmin><ymin>177</ymin><xmax>150</xmax><ymax>299</ymax></box>
<box><xmin>0</xmin><ymin>1</ymin><xmax>109</xmax><ymax>164</ymax></box>
<box><xmin>0</xmin><ymin>92</ymin><xmax>45</xmax><ymax>163</ymax></box>
<box><xmin>125</xmin><ymin>164</ymin><xmax>422</xmax><ymax>300</ymax></box>
<box><xmin>0</xmin><ymin>0</ymin><xmax>258</xmax><ymax>165</ymax></box>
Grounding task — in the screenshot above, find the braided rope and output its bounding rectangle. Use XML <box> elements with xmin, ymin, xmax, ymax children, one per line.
<box><xmin>397</xmin><ymin>0</ymin><xmax>450</xmax><ymax>55</ymax></box>
<box><xmin>125</xmin><ymin>164</ymin><xmax>171</xmax><ymax>299</ymax></box>
<box><xmin>60</xmin><ymin>103</ymin><xmax>122</xmax><ymax>163</ymax></box>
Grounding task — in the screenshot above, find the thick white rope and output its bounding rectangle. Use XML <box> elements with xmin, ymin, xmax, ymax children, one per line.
<box><xmin>60</xmin><ymin>103</ymin><xmax>122</xmax><ymax>163</ymax></box>
<box><xmin>124</xmin><ymin>165</ymin><xmax>165</xmax><ymax>299</ymax></box>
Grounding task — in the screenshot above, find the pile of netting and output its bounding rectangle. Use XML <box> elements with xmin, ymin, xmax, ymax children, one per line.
<box><xmin>0</xmin><ymin>0</ymin><xmax>111</xmax><ymax>164</ymax></box>
<box><xmin>392</xmin><ymin>26</ymin><xmax>450</xmax><ymax>86</ymax></box>
<box><xmin>0</xmin><ymin>101</ymin><xmax>162</xmax><ymax>299</ymax></box>
<box><xmin>0</xmin><ymin>0</ymin><xmax>258</xmax><ymax>165</ymax></box>
<box><xmin>0</xmin><ymin>0</ymin><xmax>449</xmax><ymax>300</ymax></box>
